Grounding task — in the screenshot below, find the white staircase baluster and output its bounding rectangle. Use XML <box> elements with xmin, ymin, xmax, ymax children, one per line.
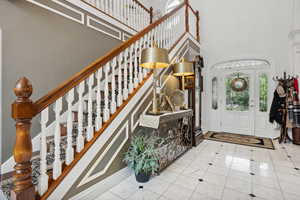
<box><xmin>134</xmin><ymin>4</ymin><xmax>137</xmax><ymax>30</ymax></box>
<box><xmin>111</xmin><ymin>59</ymin><xmax>117</xmax><ymax>114</ymax></box>
<box><xmin>96</xmin><ymin>68</ymin><xmax>103</xmax><ymax>131</ymax></box>
<box><xmin>95</xmin><ymin>0</ymin><xmax>100</xmax><ymax>8</ymax></box>
<box><xmin>123</xmin><ymin>48</ymin><xmax>129</xmax><ymax>100</ymax></box>
<box><xmin>105</xmin><ymin>0</ymin><xmax>109</xmax><ymax>13</ymax></box>
<box><xmin>134</xmin><ymin>42</ymin><xmax>139</xmax><ymax>88</ymax></box>
<box><xmin>38</xmin><ymin>108</ymin><xmax>49</xmax><ymax>196</ymax></box>
<box><xmin>126</xmin><ymin>0</ymin><xmax>130</xmax><ymax>25</ymax></box>
<box><xmin>117</xmin><ymin>52</ymin><xmax>123</xmax><ymax>107</ymax></box>
<box><xmin>128</xmin><ymin>0</ymin><xmax>132</xmax><ymax>27</ymax></box>
<box><xmin>53</xmin><ymin>97</ymin><xmax>62</xmax><ymax>180</ymax></box>
<box><xmin>86</xmin><ymin>74</ymin><xmax>94</xmax><ymax>142</ymax></box>
<box><xmin>143</xmin><ymin>35</ymin><xmax>148</xmax><ymax>77</ymax></box>
<box><xmin>138</xmin><ymin>38</ymin><xmax>143</xmax><ymax>83</ymax></box>
<box><xmin>104</xmin><ymin>63</ymin><xmax>110</xmax><ymax>122</ymax></box>
<box><xmin>100</xmin><ymin>0</ymin><xmax>104</xmax><ymax>10</ymax></box>
<box><xmin>129</xmin><ymin>45</ymin><xmax>134</xmax><ymax>93</ymax></box>
<box><xmin>66</xmin><ymin>88</ymin><xmax>74</xmax><ymax>165</ymax></box>
<box><xmin>138</xmin><ymin>6</ymin><xmax>141</xmax><ymax>30</ymax></box>
<box><xmin>76</xmin><ymin>81</ymin><xmax>85</xmax><ymax>153</ymax></box>
<box><xmin>108</xmin><ymin>0</ymin><xmax>112</xmax><ymax>15</ymax></box>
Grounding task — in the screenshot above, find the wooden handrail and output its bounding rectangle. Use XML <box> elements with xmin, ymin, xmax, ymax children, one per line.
<box><xmin>133</xmin><ymin>0</ymin><xmax>151</xmax><ymax>13</ymax></box>
<box><xmin>33</xmin><ymin>2</ymin><xmax>185</xmax><ymax>116</ymax></box>
<box><xmin>188</xmin><ymin>4</ymin><xmax>197</xmax><ymax>16</ymax></box>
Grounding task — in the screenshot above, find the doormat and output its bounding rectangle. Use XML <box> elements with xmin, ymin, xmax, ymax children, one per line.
<box><xmin>204</xmin><ymin>132</ymin><xmax>275</xmax><ymax>150</ymax></box>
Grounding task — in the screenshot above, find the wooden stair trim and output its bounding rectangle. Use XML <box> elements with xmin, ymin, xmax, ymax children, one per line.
<box><xmin>33</xmin><ymin>2</ymin><xmax>185</xmax><ymax>116</ymax></box>
<box><xmin>39</xmin><ymin>72</ymin><xmax>152</xmax><ymax>200</ymax></box>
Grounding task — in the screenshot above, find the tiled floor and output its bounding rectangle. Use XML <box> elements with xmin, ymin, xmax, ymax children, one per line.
<box><xmin>97</xmin><ymin>139</ymin><xmax>300</xmax><ymax>200</ymax></box>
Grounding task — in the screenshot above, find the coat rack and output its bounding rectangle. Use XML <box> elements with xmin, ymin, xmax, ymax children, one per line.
<box><xmin>273</xmin><ymin>72</ymin><xmax>299</xmax><ymax>143</ymax></box>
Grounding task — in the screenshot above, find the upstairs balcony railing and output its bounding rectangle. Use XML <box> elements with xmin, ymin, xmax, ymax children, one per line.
<box><xmin>82</xmin><ymin>0</ymin><xmax>153</xmax><ymax>31</ymax></box>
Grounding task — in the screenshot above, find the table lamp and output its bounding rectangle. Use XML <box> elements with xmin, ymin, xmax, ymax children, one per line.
<box><xmin>173</xmin><ymin>58</ymin><xmax>194</xmax><ymax>90</ymax></box>
<box><xmin>140</xmin><ymin>43</ymin><xmax>170</xmax><ymax>115</ymax></box>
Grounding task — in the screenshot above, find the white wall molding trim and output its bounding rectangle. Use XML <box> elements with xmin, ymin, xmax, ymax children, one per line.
<box><xmin>87</xmin><ymin>16</ymin><xmax>122</xmax><ymax>40</ymax></box>
<box><xmin>77</xmin><ymin>121</ymin><xmax>129</xmax><ymax>187</ymax></box>
<box><xmin>26</xmin><ymin>0</ymin><xmax>85</xmax><ymax>24</ymax></box>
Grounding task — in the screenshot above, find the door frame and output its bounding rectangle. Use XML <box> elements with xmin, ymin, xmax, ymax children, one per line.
<box><xmin>208</xmin><ymin>59</ymin><xmax>276</xmax><ymax>138</ymax></box>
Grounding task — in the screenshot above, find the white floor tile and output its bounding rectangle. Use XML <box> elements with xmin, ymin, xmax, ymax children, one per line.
<box><xmin>190</xmin><ymin>192</ymin><xmax>221</xmax><ymax>200</ymax></box>
<box><xmin>203</xmin><ymin>172</ymin><xmax>227</xmax><ymax>186</ymax></box>
<box><xmin>194</xmin><ymin>182</ymin><xmax>224</xmax><ymax>199</ymax></box>
<box><xmin>225</xmin><ymin>177</ymin><xmax>251</xmax><ymax>194</ymax></box>
<box><xmin>252</xmin><ymin>184</ymin><xmax>284</xmax><ymax>200</ymax></box>
<box><xmin>141</xmin><ymin>178</ymin><xmax>171</xmax><ymax>195</ymax></box>
<box><xmin>110</xmin><ymin>180</ymin><xmax>139</xmax><ymax>199</ymax></box>
<box><xmin>222</xmin><ymin>189</ymin><xmax>252</xmax><ymax>200</ymax></box>
<box><xmin>163</xmin><ymin>183</ymin><xmax>193</xmax><ymax>200</ymax></box>
<box><xmin>173</xmin><ymin>174</ymin><xmax>199</xmax><ymax>190</ymax></box>
<box><xmin>279</xmin><ymin>181</ymin><xmax>300</xmax><ymax>196</ymax></box>
<box><xmin>95</xmin><ymin>191</ymin><xmax>123</xmax><ymax>200</ymax></box>
<box><xmin>127</xmin><ymin>189</ymin><xmax>160</xmax><ymax>200</ymax></box>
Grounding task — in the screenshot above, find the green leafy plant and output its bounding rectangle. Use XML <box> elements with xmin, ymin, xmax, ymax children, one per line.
<box><xmin>123</xmin><ymin>135</ymin><xmax>163</xmax><ymax>175</ymax></box>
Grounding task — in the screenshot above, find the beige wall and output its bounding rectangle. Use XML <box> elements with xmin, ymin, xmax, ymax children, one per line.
<box><xmin>0</xmin><ymin>0</ymin><xmax>120</xmax><ymax>162</ymax></box>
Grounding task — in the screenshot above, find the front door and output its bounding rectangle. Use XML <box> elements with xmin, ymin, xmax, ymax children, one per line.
<box><xmin>220</xmin><ymin>69</ymin><xmax>270</xmax><ymax>136</ymax></box>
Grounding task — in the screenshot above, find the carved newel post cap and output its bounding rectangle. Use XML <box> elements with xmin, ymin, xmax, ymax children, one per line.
<box><xmin>14</xmin><ymin>77</ymin><xmax>33</xmax><ymax>102</ymax></box>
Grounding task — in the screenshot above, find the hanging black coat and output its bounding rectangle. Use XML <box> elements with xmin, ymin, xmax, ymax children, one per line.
<box><xmin>269</xmin><ymin>90</ymin><xmax>285</xmax><ymax>124</ymax></box>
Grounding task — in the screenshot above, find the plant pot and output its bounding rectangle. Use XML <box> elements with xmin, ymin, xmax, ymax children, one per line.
<box><xmin>135</xmin><ymin>172</ymin><xmax>150</xmax><ymax>183</ymax></box>
<box><xmin>292</xmin><ymin>128</ymin><xmax>300</xmax><ymax>145</ymax></box>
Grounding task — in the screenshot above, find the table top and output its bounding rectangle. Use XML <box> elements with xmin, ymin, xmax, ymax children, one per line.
<box><xmin>139</xmin><ymin>109</ymin><xmax>193</xmax><ymax>129</ymax></box>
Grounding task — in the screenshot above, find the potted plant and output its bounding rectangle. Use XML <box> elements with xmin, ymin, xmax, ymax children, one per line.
<box><xmin>123</xmin><ymin>135</ymin><xmax>162</xmax><ymax>183</ymax></box>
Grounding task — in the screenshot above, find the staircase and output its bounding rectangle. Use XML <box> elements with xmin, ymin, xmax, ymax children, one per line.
<box><xmin>3</xmin><ymin>0</ymin><xmax>200</xmax><ymax>199</ymax></box>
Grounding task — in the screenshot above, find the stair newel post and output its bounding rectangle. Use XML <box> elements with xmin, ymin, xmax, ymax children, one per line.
<box><xmin>111</xmin><ymin>59</ymin><xmax>117</xmax><ymax>114</ymax></box>
<box><xmin>76</xmin><ymin>81</ymin><xmax>85</xmax><ymax>153</ymax></box>
<box><xmin>96</xmin><ymin>68</ymin><xmax>103</xmax><ymax>131</ymax></box>
<box><xmin>117</xmin><ymin>52</ymin><xmax>123</xmax><ymax>107</ymax></box>
<box><xmin>150</xmin><ymin>7</ymin><xmax>153</xmax><ymax>24</ymax></box>
<box><xmin>129</xmin><ymin>45</ymin><xmax>134</xmax><ymax>93</ymax></box>
<box><xmin>185</xmin><ymin>0</ymin><xmax>189</xmax><ymax>33</ymax></box>
<box><xmin>11</xmin><ymin>77</ymin><xmax>36</xmax><ymax>200</ymax></box>
<box><xmin>196</xmin><ymin>10</ymin><xmax>200</xmax><ymax>42</ymax></box>
<box><xmin>66</xmin><ymin>88</ymin><xmax>74</xmax><ymax>165</ymax></box>
<box><xmin>104</xmin><ymin>63</ymin><xmax>110</xmax><ymax>122</ymax></box>
<box><xmin>123</xmin><ymin>49</ymin><xmax>129</xmax><ymax>100</ymax></box>
<box><xmin>53</xmin><ymin>97</ymin><xmax>62</xmax><ymax>180</ymax></box>
<box><xmin>86</xmin><ymin>74</ymin><xmax>94</xmax><ymax>142</ymax></box>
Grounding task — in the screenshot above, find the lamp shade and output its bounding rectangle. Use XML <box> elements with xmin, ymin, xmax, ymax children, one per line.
<box><xmin>173</xmin><ymin>59</ymin><xmax>194</xmax><ymax>76</ymax></box>
<box><xmin>140</xmin><ymin>47</ymin><xmax>170</xmax><ymax>69</ymax></box>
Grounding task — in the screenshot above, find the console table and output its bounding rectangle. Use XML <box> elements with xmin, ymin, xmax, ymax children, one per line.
<box><xmin>138</xmin><ymin>109</ymin><xmax>193</xmax><ymax>171</ymax></box>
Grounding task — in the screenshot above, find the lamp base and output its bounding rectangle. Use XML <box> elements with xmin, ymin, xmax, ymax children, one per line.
<box><xmin>146</xmin><ymin>111</ymin><xmax>165</xmax><ymax>116</ymax></box>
